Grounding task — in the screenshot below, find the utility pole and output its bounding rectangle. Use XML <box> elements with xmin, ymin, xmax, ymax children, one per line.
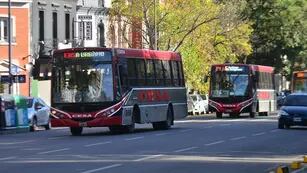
<box><xmin>154</xmin><ymin>0</ymin><xmax>157</xmax><ymax>50</ymax></box>
<box><xmin>8</xmin><ymin>0</ymin><xmax>12</xmax><ymax>94</ymax></box>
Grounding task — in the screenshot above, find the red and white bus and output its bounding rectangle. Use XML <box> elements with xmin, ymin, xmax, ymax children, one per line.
<box><xmin>35</xmin><ymin>48</ymin><xmax>187</xmax><ymax>135</ymax></box>
<box><xmin>291</xmin><ymin>70</ymin><xmax>307</xmax><ymax>93</ymax></box>
<box><xmin>208</xmin><ymin>64</ymin><xmax>276</xmax><ymax>118</ymax></box>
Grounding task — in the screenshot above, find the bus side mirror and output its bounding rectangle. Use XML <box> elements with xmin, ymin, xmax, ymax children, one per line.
<box><xmin>203</xmin><ymin>75</ymin><xmax>209</xmax><ymax>83</ymax></box>
<box><xmin>32</xmin><ymin>57</ymin><xmax>52</xmax><ymax>80</ymax></box>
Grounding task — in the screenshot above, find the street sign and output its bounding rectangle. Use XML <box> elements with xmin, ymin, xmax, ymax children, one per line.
<box><xmin>0</xmin><ymin>75</ymin><xmax>26</xmax><ymax>83</ymax></box>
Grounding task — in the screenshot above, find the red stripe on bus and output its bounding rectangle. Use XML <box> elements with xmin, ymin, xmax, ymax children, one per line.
<box><xmin>51</xmin><ymin>116</ymin><xmax>122</xmax><ymax>127</ymax></box>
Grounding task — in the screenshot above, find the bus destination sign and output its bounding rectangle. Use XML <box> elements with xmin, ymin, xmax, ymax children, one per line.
<box><xmin>215</xmin><ymin>66</ymin><xmax>246</xmax><ymax>72</ymax></box>
<box><xmin>63</xmin><ymin>51</ymin><xmax>112</xmax><ymax>61</ymax></box>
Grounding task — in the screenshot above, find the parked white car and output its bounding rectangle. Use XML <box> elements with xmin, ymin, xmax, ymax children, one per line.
<box><xmin>188</xmin><ymin>94</ymin><xmax>207</xmax><ymax>115</ymax></box>
<box><xmin>27</xmin><ymin>97</ymin><xmax>51</xmax><ymax>131</ymax></box>
<box><xmin>200</xmin><ymin>94</ymin><xmax>209</xmax><ymax>114</ymax></box>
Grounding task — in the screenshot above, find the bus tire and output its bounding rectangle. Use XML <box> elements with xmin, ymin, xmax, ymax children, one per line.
<box><xmin>216</xmin><ymin>112</ymin><xmax>222</xmax><ymax>119</ymax></box>
<box><xmin>70</xmin><ymin>127</ymin><xmax>83</xmax><ymax>136</ymax></box>
<box><xmin>153</xmin><ymin>107</ymin><xmax>173</xmax><ymax>130</ymax></box>
<box><xmin>249</xmin><ymin>112</ymin><xmax>255</xmax><ymax>118</ymax></box>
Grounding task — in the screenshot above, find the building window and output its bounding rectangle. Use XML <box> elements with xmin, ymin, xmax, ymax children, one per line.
<box><xmin>52</xmin><ymin>12</ymin><xmax>58</xmax><ymax>47</ymax></box>
<box><xmin>0</xmin><ymin>16</ymin><xmax>16</xmax><ymax>43</ymax></box>
<box><xmin>39</xmin><ymin>11</ymin><xmax>44</xmax><ymax>41</ymax></box>
<box><xmin>65</xmin><ymin>13</ymin><xmax>70</xmax><ymax>40</ymax></box>
<box><xmin>52</xmin><ymin>12</ymin><xmax>58</xmax><ymax>40</ymax></box>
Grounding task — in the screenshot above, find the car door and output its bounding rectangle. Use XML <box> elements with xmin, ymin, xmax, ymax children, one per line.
<box><xmin>36</xmin><ymin>98</ymin><xmax>50</xmax><ymax>125</ymax></box>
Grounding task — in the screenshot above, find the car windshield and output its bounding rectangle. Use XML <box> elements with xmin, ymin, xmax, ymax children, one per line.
<box><xmin>284</xmin><ymin>95</ymin><xmax>307</xmax><ymax>106</ymax></box>
<box><xmin>191</xmin><ymin>95</ymin><xmax>197</xmax><ymax>101</ymax></box>
<box><xmin>27</xmin><ymin>98</ymin><xmax>34</xmax><ymax>108</ymax></box>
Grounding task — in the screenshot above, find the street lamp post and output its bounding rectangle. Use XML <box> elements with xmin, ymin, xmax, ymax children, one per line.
<box><xmin>154</xmin><ymin>0</ymin><xmax>157</xmax><ymax>50</ymax></box>
<box><xmin>8</xmin><ymin>0</ymin><xmax>12</xmax><ymax>94</ymax></box>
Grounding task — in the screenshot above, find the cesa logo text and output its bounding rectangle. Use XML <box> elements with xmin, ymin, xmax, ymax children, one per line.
<box><xmin>71</xmin><ymin>114</ymin><xmax>92</xmax><ymax>118</ymax></box>
<box><xmin>137</xmin><ymin>90</ymin><xmax>170</xmax><ymax>102</ymax></box>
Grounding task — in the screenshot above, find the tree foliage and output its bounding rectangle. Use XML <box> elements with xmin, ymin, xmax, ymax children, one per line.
<box><xmin>245</xmin><ymin>0</ymin><xmax>307</xmax><ymax>79</ymax></box>
<box><xmin>110</xmin><ymin>0</ymin><xmax>252</xmax><ymax>92</ymax></box>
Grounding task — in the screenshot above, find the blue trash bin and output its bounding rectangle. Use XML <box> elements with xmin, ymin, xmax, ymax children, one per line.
<box><xmin>0</xmin><ymin>95</ymin><xmax>17</xmax><ymax>129</ymax></box>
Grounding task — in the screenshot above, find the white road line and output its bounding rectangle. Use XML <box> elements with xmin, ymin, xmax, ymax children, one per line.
<box><xmin>270</xmin><ymin>129</ymin><xmax>279</xmax><ymax>133</ymax></box>
<box><xmin>202</xmin><ymin>126</ymin><xmax>213</xmax><ymax>129</ymax></box>
<box><xmin>174</xmin><ymin>147</ymin><xmax>198</xmax><ymax>153</ymax></box>
<box><xmin>179</xmin><ymin>129</ymin><xmax>192</xmax><ymax>132</ymax></box>
<box><xmin>155</xmin><ymin>133</ymin><xmax>169</xmax><ymax>136</ymax></box>
<box><xmin>205</xmin><ymin>140</ymin><xmax>225</xmax><ymax>146</ymax></box>
<box><xmin>37</xmin><ymin>148</ymin><xmax>70</xmax><ymax>155</ymax></box>
<box><xmin>134</xmin><ymin>154</ymin><xmax>164</xmax><ymax>162</ymax></box>
<box><xmin>85</xmin><ymin>141</ymin><xmax>112</xmax><ymax>147</ymax></box>
<box><xmin>48</xmin><ymin>137</ymin><xmax>66</xmax><ymax>140</ymax></box>
<box><xmin>230</xmin><ymin>136</ymin><xmax>247</xmax><ymax>141</ymax></box>
<box><xmin>0</xmin><ymin>156</ymin><xmax>16</xmax><ymax>161</ymax></box>
<box><xmin>125</xmin><ymin>136</ymin><xmax>144</xmax><ymax>141</ymax></box>
<box><xmin>0</xmin><ymin>140</ymin><xmax>35</xmax><ymax>145</ymax></box>
<box><xmin>219</xmin><ymin>124</ymin><xmax>231</xmax><ymax>126</ymax></box>
<box><xmin>80</xmin><ymin>164</ymin><xmax>122</xmax><ymax>173</ymax></box>
<box><xmin>252</xmin><ymin>132</ymin><xmax>266</xmax><ymax>136</ymax></box>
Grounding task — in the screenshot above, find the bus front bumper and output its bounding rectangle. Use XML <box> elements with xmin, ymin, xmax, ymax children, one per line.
<box><xmin>51</xmin><ymin>116</ymin><xmax>122</xmax><ymax>128</ymax></box>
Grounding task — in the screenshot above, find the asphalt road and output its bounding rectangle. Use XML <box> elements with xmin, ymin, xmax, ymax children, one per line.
<box><xmin>0</xmin><ymin>114</ymin><xmax>307</xmax><ymax>173</ymax></box>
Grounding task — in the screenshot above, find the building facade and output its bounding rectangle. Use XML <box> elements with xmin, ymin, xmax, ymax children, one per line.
<box><xmin>31</xmin><ymin>0</ymin><xmax>78</xmax><ymax>104</ymax></box>
<box><xmin>0</xmin><ymin>0</ymin><xmax>32</xmax><ymax>95</ymax></box>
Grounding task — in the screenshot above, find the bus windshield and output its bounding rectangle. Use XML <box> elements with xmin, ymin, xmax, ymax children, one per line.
<box><xmin>211</xmin><ymin>66</ymin><xmax>249</xmax><ymax>97</ymax></box>
<box><xmin>53</xmin><ymin>62</ymin><xmax>114</xmax><ymax>103</ymax></box>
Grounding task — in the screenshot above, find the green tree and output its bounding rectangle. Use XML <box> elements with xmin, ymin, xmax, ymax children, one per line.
<box><xmin>245</xmin><ymin>0</ymin><xmax>307</xmax><ymax>79</ymax></box>
<box><xmin>110</xmin><ymin>0</ymin><xmax>253</xmax><ymax>92</ymax></box>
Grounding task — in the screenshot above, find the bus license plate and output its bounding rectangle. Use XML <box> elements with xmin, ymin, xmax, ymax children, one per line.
<box><xmin>225</xmin><ymin>109</ymin><xmax>232</xmax><ymax>113</ymax></box>
<box><xmin>293</xmin><ymin>117</ymin><xmax>302</xmax><ymax>122</ymax></box>
<box><xmin>79</xmin><ymin>122</ymin><xmax>88</xmax><ymax>127</ymax></box>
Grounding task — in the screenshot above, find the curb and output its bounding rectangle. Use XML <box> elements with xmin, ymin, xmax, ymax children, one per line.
<box><xmin>269</xmin><ymin>156</ymin><xmax>307</xmax><ymax>173</ymax></box>
<box><xmin>0</xmin><ymin>127</ymin><xmax>29</xmax><ymax>135</ymax></box>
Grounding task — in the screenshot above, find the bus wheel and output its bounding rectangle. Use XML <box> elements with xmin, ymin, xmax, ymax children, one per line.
<box><xmin>153</xmin><ymin>107</ymin><xmax>173</xmax><ymax>130</ymax></box>
<box><xmin>70</xmin><ymin>127</ymin><xmax>83</xmax><ymax>136</ymax></box>
<box><xmin>249</xmin><ymin>112</ymin><xmax>255</xmax><ymax>118</ymax></box>
<box><xmin>216</xmin><ymin>112</ymin><xmax>222</xmax><ymax>119</ymax></box>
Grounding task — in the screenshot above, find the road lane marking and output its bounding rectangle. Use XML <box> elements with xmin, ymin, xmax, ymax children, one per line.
<box><xmin>179</xmin><ymin>129</ymin><xmax>192</xmax><ymax>132</ymax></box>
<box><xmin>85</xmin><ymin>141</ymin><xmax>112</xmax><ymax>147</ymax></box>
<box><xmin>0</xmin><ymin>156</ymin><xmax>16</xmax><ymax>161</ymax></box>
<box><xmin>80</xmin><ymin>164</ymin><xmax>122</xmax><ymax>173</ymax></box>
<box><xmin>219</xmin><ymin>124</ymin><xmax>231</xmax><ymax>126</ymax></box>
<box><xmin>38</xmin><ymin>148</ymin><xmax>70</xmax><ymax>154</ymax></box>
<box><xmin>205</xmin><ymin>140</ymin><xmax>225</xmax><ymax>146</ymax></box>
<box><xmin>230</xmin><ymin>136</ymin><xmax>247</xmax><ymax>141</ymax></box>
<box><xmin>252</xmin><ymin>132</ymin><xmax>266</xmax><ymax>136</ymax></box>
<box><xmin>0</xmin><ymin>140</ymin><xmax>35</xmax><ymax>145</ymax></box>
<box><xmin>270</xmin><ymin>129</ymin><xmax>279</xmax><ymax>133</ymax></box>
<box><xmin>202</xmin><ymin>126</ymin><xmax>213</xmax><ymax>129</ymax></box>
<box><xmin>125</xmin><ymin>136</ymin><xmax>144</xmax><ymax>141</ymax></box>
<box><xmin>134</xmin><ymin>154</ymin><xmax>164</xmax><ymax>162</ymax></box>
<box><xmin>174</xmin><ymin>147</ymin><xmax>198</xmax><ymax>153</ymax></box>
<box><xmin>48</xmin><ymin>137</ymin><xmax>66</xmax><ymax>140</ymax></box>
<box><xmin>155</xmin><ymin>133</ymin><xmax>169</xmax><ymax>136</ymax></box>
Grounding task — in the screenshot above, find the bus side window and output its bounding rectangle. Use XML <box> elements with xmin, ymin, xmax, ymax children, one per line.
<box><xmin>127</xmin><ymin>58</ymin><xmax>137</xmax><ymax>86</ymax></box>
<box><xmin>155</xmin><ymin>60</ymin><xmax>164</xmax><ymax>86</ymax></box>
<box><xmin>135</xmin><ymin>59</ymin><xmax>146</xmax><ymax>86</ymax></box>
<box><xmin>171</xmin><ymin>61</ymin><xmax>180</xmax><ymax>86</ymax></box>
<box><xmin>146</xmin><ymin>59</ymin><xmax>156</xmax><ymax>86</ymax></box>
<box><xmin>162</xmin><ymin>60</ymin><xmax>172</xmax><ymax>86</ymax></box>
